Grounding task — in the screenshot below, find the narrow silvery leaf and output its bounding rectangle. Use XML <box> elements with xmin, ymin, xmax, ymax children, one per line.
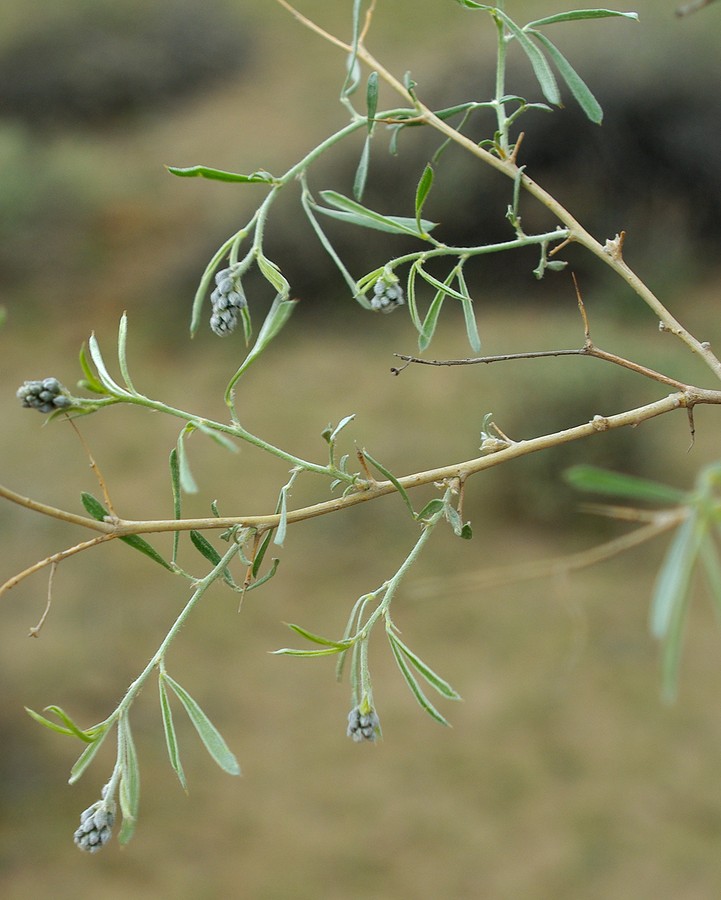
<box><xmin>169</xmin><ymin>448</ymin><xmax>181</xmax><ymax>564</ymax></box>
<box><xmin>456</xmin><ymin>268</ymin><xmax>482</xmax><ymax>353</ymax></box>
<box><xmin>317</xmin><ymin>190</ymin><xmax>437</xmax><ymax>236</ymax></box>
<box><xmin>388</xmin><ymin>631</ymin><xmax>462</xmax><ymax>700</ymax></box>
<box><xmin>162</xmin><ymin>674</ymin><xmax>241</xmax><ymax>776</ymax></box>
<box><xmin>341</xmin><ymin>0</ymin><xmax>363</xmax><ymax>99</ymax></box>
<box><xmin>415</xmin><ymin>265</ymin><xmax>467</xmax><ymax>301</ymax></box>
<box><xmin>329</xmin><ymin>414</ymin><xmax>356</xmax><ymax>444</ymax></box>
<box><xmin>69</xmin><ymin>727</ymin><xmax>111</xmax><ymax>784</ymax></box>
<box><xmin>275</xmin><ymin>485</ymin><xmax>289</xmax><ymax>547</ymax></box>
<box><xmin>366</xmin><ymin>71</ymin><xmax>379</xmax><ymax>126</ymax></box>
<box><xmin>190</xmin><ymin>530</ymin><xmax>237</xmax><ymax>588</ymax></box>
<box><xmin>353</xmin><ymin>137</ymin><xmax>371</xmax><ymax>202</ymax></box>
<box><xmin>257</xmin><ymin>254</ymin><xmax>290</xmax><ymax>298</ymax></box>
<box><xmin>117</xmin><ymin>312</ymin><xmax>137</xmax><ymax>394</ymax></box>
<box><xmin>224</xmin><ymin>296</ymin><xmax>299</xmax><ymax>404</ymax></box>
<box><xmin>118</xmin><ymin>715</ymin><xmax>140</xmax><ymax>844</ymax></box>
<box><xmin>650</xmin><ymin>514</ymin><xmax>700</xmax><ymax>639</ymax></box>
<box><xmin>88</xmin><ymin>334</ymin><xmax>132</xmax><ymax>398</ymax></box>
<box><xmin>406</xmin><ymin>262</ymin><xmax>423</xmax><ymax>333</ymax></box>
<box><xmin>273</xmin><ymin>646</ymin><xmax>351</xmax><ymax>657</ymax></box>
<box><xmin>159</xmin><ymin>677</ymin><xmax>187</xmax><ymax>792</ymax></box>
<box><xmin>415</xmin><ymin>164</ymin><xmax>434</xmax><ymax>237</ymax></box>
<box><xmin>177</xmin><ymin>430</ymin><xmax>198</xmax><ymax>494</ymax></box>
<box><xmin>82</xmin><ymin>491</ymin><xmax>174</xmax><ymax>570</ymax></box>
<box><xmin>78</xmin><ymin>342</ymin><xmax>107</xmax><ymax>395</ymax></box>
<box><xmin>388</xmin><ymin>637</ymin><xmax>452</xmax><ymax>726</ymax></box>
<box><xmin>360</xmin><ymin>448</ymin><xmax>415</xmax><ymax>518</ymax></box>
<box><xmin>529</xmin><ymin>31</ymin><xmax>603</xmax><ymax>124</ymax></box>
<box><xmin>497</xmin><ymin>11</ymin><xmax>560</xmax><ymax>105</ymax></box>
<box><xmin>526</xmin><ymin>10</ymin><xmax>639</xmax><ymax>27</ymax></box>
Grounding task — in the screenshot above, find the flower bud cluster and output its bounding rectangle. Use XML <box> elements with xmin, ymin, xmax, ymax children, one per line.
<box><xmin>210</xmin><ymin>265</ymin><xmax>247</xmax><ymax>336</ymax></box>
<box><xmin>347</xmin><ymin>705</ymin><xmax>381</xmax><ymax>742</ymax></box>
<box><xmin>370</xmin><ymin>274</ymin><xmax>404</xmax><ymax>313</ymax></box>
<box><xmin>73</xmin><ymin>796</ymin><xmax>116</xmax><ymax>853</ymax></box>
<box><xmin>16</xmin><ymin>378</ymin><xmax>73</xmax><ymax>413</ymax></box>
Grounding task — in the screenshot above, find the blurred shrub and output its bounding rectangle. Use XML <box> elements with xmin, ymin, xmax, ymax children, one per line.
<box><xmin>0</xmin><ymin>0</ymin><xmax>251</xmax><ymax>129</ymax></box>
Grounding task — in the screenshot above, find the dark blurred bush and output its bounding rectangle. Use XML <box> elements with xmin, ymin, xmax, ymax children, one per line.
<box><xmin>0</xmin><ymin>1</ymin><xmax>251</xmax><ymax>128</ymax></box>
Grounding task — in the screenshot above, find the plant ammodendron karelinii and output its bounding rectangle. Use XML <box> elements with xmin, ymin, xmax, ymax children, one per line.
<box><xmin>4</xmin><ymin>0</ymin><xmax>721</xmax><ymax>852</ymax></box>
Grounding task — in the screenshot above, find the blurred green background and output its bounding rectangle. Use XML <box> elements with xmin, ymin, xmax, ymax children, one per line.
<box><xmin>2</xmin><ymin>1</ymin><xmax>721</xmax><ymax>897</ymax></box>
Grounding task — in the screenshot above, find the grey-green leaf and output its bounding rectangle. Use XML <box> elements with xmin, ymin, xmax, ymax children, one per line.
<box><xmin>388</xmin><ymin>637</ymin><xmax>452</xmax><ymax>726</ymax></box>
<box><xmin>118</xmin><ymin>715</ymin><xmax>140</xmax><ymax>844</ymax></box>
<box><xmin>528</xmin><ymin>31</ymin><xmax>603</xmax><ymax>124</ymax></box>
<box><xmin>526</xmin><ymin>10</ymin><xmax>639</xmax><ymax>28</ymax></box>
<box><xmin>389</xmin><ymin>632</ymin><xmax>461</xmax><ymax>700</ymax></box>
<box><xmin>159</xmin><ymin>677</ymin><xmax>187</xmax><ymax>792</ymax></box>
<box><xmin>69</xmin><ymin>727</ymin><xmax>111</xmax><ymax>784</ymax></box>
<box><xmin>162</xmin><ymin>674</ymin><xmax>241</xmax><ymax>776</ymax></box>
<box><xmin>650</xmin><ymin>514</ymin><xmax>700</xmax><ymax>639</ymax></box>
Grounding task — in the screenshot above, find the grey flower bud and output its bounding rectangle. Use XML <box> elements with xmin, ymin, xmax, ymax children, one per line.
<box><xmin>16</xmin><ymin>378</ymin><xmax>75</xmax><ymax>412</ymax></box>
<box><xmin>73</xmin><ymin>796</ymin><xmax>116</xmax><ymax>853</ymax></box>
<box><xmin>370</xmin><ymin>275</ymin><xmax>404</xmax><ymax>313</ymax></box>
<box><xmin>347</xmin><ymin>705</ymin><xmax>381</xmax><ymax>742</ymax></box>
<box><xmin>210</xmin><ymin>265</ymin><xmax>247</xmax><ymax>336</ymax></box>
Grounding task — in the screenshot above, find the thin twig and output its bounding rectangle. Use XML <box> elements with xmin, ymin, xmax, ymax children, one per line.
<box><xmin>28</xmin><ymin>562</ymin><xmax>58</xmax><ymax>637</ymax></box>
<box><xmin>66</xmin><ymin>416</ymin><xmax>115</xmax><ymax>516</ymax></box>
<box><xmin>393</xmin><ymin>346</ymin><xmax>689</xmax><ymax>391</ymax></box>
<box><xmin>0</xmin><ymin>534</ymin><xmax>117</xmax><ymax>599</ymax></box>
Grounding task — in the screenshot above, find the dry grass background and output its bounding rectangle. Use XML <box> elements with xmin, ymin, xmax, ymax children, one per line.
<box><xmin>2</xmin><ymin>2</ymin><xmax>721</xmax><ymax>898</ymax></box>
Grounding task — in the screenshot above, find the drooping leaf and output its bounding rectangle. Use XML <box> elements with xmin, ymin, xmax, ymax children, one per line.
<box><xmin>456</xmin><ymin>267</ymin><xmax>482</xmax><ymax>354</ymax></box>
<box><xmin>189</xmin><ymin>530</ymin><xmax>237</xmax><ymax>587</ymax></box>
<box><xmin>69</xmin><ymin>727</ymin><xmax>111</xmax><ymax>784</ymax></box>
<box><xmin>284</xmin><ymin>622</ymin><xmax>354</xmax><ymax>649</ymax></box>
<box><xmin>162</xmin><ymin>674</ymin><xmax>241</xmax><ymax>776</ymax></box>
<box><xmin>80</xmin><ymin>492</ymin><xmax>174</xmax><ymax>571</ymax></box>
<box><xmin>360</xmin><ymin>448</ymin><xmax>416</xmax><ymax>518</ymax></box>
<box><xmin>414</xmin><ymin>164</ymin><xmax>434</xmax><ymax>236</ymax></box>
<box><xmin>388</xmin><ymin>631</ymin><xmax>462</xmax><ymax>700</ymax></box>
<box><xmin>388</xmin><ymin>635</ymin><xmax>452</xmax><ymax>726</ymax></box>
<box><xmin>650</xmin><ymin>514</ymin><xmax>700</xmax><ymax>640</ymax></box>
<box><xmin>118</xmin><ymin>715</ymin><xmax>140</xmax><ymax>844</ymax></box>
<box><xmin>353</xmin><ymin>136</ymin><xmax>371</xmax><ymax>202</ymax></box>
<box><xmin>497</xmin><ymin>10</ymin><xmax>560</xmax><ymax>105</ymax></box>
<box><xmin>365</xmin><ymin>71</ymin><xmax>379</xmax><ymax>126</ymax></box>
<box><xmin>159</xmin><ymin>677</ymin><xmax>187</xmax><ymax>792</ymax></box>
<box><xmin>528</xmin><ymin>31</ymin><xmax>603</xmax><ymax>124</ymax></box>
<box><xmin>316</xmin><ymin>190</ymin><xmax>437</xmax><ymax>237</ymax></box>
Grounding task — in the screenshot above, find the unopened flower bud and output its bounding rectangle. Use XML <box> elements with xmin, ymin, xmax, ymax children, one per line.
<box><xmin>73</xmin><ymin>796</ymin><xmax>116</xmax><ymax>853</ymax></box>
<box><xmin>16</xmin><ymin>378</ymin><xmax>74</xmax><ymax>413</ymax></box>
<box><xmin>210</xmin><ymin>265</ymin><xmax>247</xmax><ymax>336</ymax></box>
<box><xmin>370</xmin><ymin>274</ymin><xmax>404</xmax><ymax>313</ymax></box>
<box><xmin>347</xmin><ymin>705</ymin><xmax>381</xmax><ymax>742</ymax></box>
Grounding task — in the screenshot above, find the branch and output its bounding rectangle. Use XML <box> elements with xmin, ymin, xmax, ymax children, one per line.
<box><xmin>393</xmin><ymin>346</ymin><xmax>689</xmax><ymax>391</ymax></box>
<box><xmin>273</xmin><ymin>0</ymin><xmax>721</xmax><ymax>383</ymax></box>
